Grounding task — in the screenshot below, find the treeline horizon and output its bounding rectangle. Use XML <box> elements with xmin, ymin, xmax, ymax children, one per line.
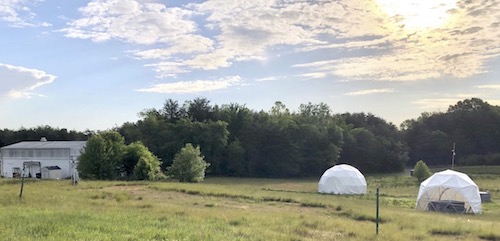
<box><xmin>1</xmin><ymin>97</ymin><xmax>499</xmax><ymax>177</ymax></box>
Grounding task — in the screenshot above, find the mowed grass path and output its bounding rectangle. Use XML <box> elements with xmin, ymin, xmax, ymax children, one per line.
<box><xmin>0</xmin><ymin>166</ymin><xmax>499</xmax><ymax>241</ymax></box>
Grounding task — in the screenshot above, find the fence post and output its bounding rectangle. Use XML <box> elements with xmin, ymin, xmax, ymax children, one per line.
<box><xmin>376</xmin><ymin>187</ymin><xmax>379</xmax><ymax>235</ymax></box>
<box><xmin>19</xmin><ymin>165</ymin><xmax>26</xmax><ymax>199</ymax></box>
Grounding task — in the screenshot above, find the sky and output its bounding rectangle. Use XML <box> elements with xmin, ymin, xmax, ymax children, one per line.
<box><xmin>0</xmin><ymin>0</ymin><xmax>499</xmax><ymax>131</ymax></box>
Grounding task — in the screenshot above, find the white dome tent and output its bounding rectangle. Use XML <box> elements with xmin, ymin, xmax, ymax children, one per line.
<box><xmin>416</xmin><ymin>169</ymin><xmax>481</xmax><ymax>214</ymax></box>
<box><xmin>318</xmin><ymin>164</ymin><xmax>367</xmax><ymax>195</ymax></box>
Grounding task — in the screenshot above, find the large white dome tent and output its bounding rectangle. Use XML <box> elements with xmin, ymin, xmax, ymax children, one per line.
<box><xmin>416</xmin><ymin>169</ymin><xmax>481</xmax><ymax>214</ymax></box>
<box><xmin>318</xmin><ymin>164</ymin><xmax>367</xmax><ymax>195</ymax></box>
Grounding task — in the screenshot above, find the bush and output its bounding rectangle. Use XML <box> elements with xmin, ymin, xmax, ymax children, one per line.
<box><xmin>168</xmin><ymin>143</ymin><xmax>210</xmax><ymax>182</ymax></box>
<box><xmin>413</xmin><ymin>160</ymin><xmax>431</xmax><ymax>182</ymax></box>
<box><xmin>133</xmin><ymin>156</ymin><xmax>163</xmax><ymax>181</ymax></box>
<box><xmin>78</xmin><ymin>131</ymin><xmax>126</xmax><ymax>180</ymax></box>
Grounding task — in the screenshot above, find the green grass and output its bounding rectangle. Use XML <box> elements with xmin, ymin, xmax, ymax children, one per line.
<box><xmin>0</xmin><ymin>167</ymin><xmax>499</xmax><ymax>240</ymax></box>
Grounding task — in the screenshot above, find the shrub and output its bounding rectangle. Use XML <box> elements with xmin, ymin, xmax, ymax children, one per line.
<box><xmin>413</xmin><ymin>160</ymin><xmax>432</xmax><ymax>182</ymax></box>
<box><xmin>167</xmin><ymin>143</ymin><xmax>209</xmax><ymax>183</ymax></box>
<box><xmin>133</xmin><ymin>156</ymin><xmax>163</xmax><ymax>181</ymax></box>
<box><xmin>78</xmin><ymin>131</ymin><xmax>125</xmax><ymax>180</ymax></box>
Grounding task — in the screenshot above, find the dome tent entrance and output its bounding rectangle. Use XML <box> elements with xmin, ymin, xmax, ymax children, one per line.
<box><xmin>416</xmin><ymin>169</ymin><xmax>481</xmax><ymax>214</ymax></box>
<box><xmin>318</xmin><ymin>164</ymin><xmax>367</xmax><ymax>195</ymax></box>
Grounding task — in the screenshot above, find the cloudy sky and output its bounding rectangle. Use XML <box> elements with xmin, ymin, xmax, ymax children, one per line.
<box><xmin>1</xmin><ymin>0</ymin><xmax>499</xmax><ymax>131</ymax></box>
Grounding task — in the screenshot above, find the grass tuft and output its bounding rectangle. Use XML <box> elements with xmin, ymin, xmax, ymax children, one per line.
<box><xmin>337</xmin><ymin>209</ymin><xmax>388</xmax><ymax>223</ymax></box>
<box><xmin>301</xmin><ymin>220</ymin><xmax>319</xmax><ymax>229</ymax></box>
<box><xmin>300</xmin><ymin>202</ymin><xmax>326</xmax><ymax>208</ymax></box>
<box><xmin>229</xmin><ymin>218</ymin><xmax>247</xmax><ymax>226</ymax></box>
<box><xmin>430</xmin><ymin>228</ymin><xmax>464</xmax><ymax>236</ymax></box>
<box><xmin>262</xmin><ymin>196</ymin><xmax>296</xmax><ymax>203</ymax></box>
<box><xmin>479</xmin><ymin>233</ymin><xmax>500</xmax><ymax>241</ymax></box>
<box><xmin>138</xmin><ymin>204</ymin><xmax>153</xmax><ymax>209</ymax></box>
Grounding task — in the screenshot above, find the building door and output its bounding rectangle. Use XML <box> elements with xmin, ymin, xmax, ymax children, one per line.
<box><xmin>12</xmin><ymin>167</ymin><xmax>21</xmax><ymax>178</ymax></box>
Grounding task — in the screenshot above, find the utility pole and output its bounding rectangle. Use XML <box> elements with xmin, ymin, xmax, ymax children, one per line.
<box><xmin>451</xmin><ymin>143</ymin><xmax>456</xmax><ymax>170</ymax></box>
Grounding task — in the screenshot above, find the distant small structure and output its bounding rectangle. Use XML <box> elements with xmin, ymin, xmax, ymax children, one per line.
<box><xmin>318</xmin><ymin>164</ymin><xmax>367</xmax><ymax>195</ymax></box>
<box><xmin>416</xmin><ymin>169</ymin><xmax>481</xmax><ymax>214</ymax></box>
<box><xmin>479</xmin><ymin>191</ymin><xmax>491</xmax><ymax>203</ymax></box>
<box><xmin>41</xmin><ymin>166</ymin><xmax>62</xmax><ymax>179</ymax></box>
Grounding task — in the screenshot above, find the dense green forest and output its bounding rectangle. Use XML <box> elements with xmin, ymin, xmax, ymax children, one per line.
<box><xmin>1</xmin><ymin>98</ymin><xmax>499</xmax><ymax>177</ymax></box>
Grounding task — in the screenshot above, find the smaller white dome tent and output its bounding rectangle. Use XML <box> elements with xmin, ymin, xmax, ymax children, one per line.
<box><xmin>416</xmin><ymin>169</ymin><xmax>481</xmax><ymax>214</ymax></box>
<box><xmin>318</xmin><ymin>164</ymin><xmax>367</xmax><ymax>195</ymax></box>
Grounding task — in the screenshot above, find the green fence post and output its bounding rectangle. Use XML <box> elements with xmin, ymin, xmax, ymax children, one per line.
<box><xmin>376</xmin><ymin>187</ymin><xmax>379</xmax><ymax>235</ymax></box>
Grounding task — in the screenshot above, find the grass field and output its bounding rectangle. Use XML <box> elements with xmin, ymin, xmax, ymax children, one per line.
<box><xmin>0</xmin><ymin>166</ymin><xmax>499</xmax><ymax>241</ymax></box>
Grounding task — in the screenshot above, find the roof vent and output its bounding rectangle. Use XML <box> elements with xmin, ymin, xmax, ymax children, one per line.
<box><xmin>40</xmin><ymin>137</ymin><xmax>47</xmax><ymax>142</ymax></box>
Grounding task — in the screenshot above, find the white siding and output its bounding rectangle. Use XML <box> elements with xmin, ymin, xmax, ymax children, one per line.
<box><xmin>1</xmin><ymin>141</ymin><xmax>86</xmax><ymax>178</ymax></box>
<box><xmin>3</xmin><ymin>159</ymin><xmax>72</xmax><ymax>178</ymax></box>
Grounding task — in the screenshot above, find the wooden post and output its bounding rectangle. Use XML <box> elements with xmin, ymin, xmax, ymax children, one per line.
<box><xmin>19</xmin><ymin>165</ymin><xmax>25</xmax><ymax>199</ymax></box>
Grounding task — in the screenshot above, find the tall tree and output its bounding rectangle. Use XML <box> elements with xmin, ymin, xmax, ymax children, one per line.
<box><xmin>78</xmin><ymin>131</ymin><xmax>126</xmax><ymax>180</ymax></box>
<box><xmin>339</xmin><ymin>113</ymin><xmax>407</xmax><ymax>173</ymax></box>
<box><xmin>403</xmin><ymin>98</ymin><xmax>500</xmax><ymax>166</ymax></box>
<box><xmin>161</xmin><ymin>98</ymin><xmax>183</xmax><ymax>122</ymax></box>
<box><xmin>186</xmin><ymin>97</ymin><xmax>213</xmax><ymax>122</ymax></box>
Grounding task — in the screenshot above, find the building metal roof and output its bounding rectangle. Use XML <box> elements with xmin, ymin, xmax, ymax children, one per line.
<box><xmin>1</xmin><ymin>141</ymin><xmax>87</xmax><ymax>150</ymax></box>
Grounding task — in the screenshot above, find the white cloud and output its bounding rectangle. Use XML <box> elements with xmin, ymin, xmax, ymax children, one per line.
<box><xmin>488</xmin><ymin>100</ymin><xmax>500</xmax><ymax>106</ymax></box>
<box><xmin>299</xmin><ymin>72</ymin><xmax>327</xmax><ymax>80</ymax></box>
<box><xmin>412</xmin><ymin>93</ymin><xmax>488</xmax><ymax>111</ymax></box>
<box><xmin>137</xmin><ymin>76</ymin><xmax>241</xmax><ymax>94</ymax></box>
<box><xmin>61</xmin><ymin>0</ymin><xmax>220</xmax><ymax>77</ymax></box>
<box><xmin>133</xmin><ymin>34</ymin><xmax>214</xmax><ymax>60</ymax></box>
<box><xmin>256</xmin><ymin>76</ymin><xmax>280</xmax><ymax>82</ymax></box>
<box><xmin>294</xmin><ymin>0</ymin><xmax>500</xmax><ymax>81</ymax></box>
<box><xmin>61</xmin><ymin>0</ymin><xmax>500</xmax><ymax>82</ymax></box>
<box><xmin>62</xmin><ymin>0</ymin><xmax>387</xmax><ymax>77</ymax></box>
<box><xmin>0</xmin><ymin>0</ymin><xmax>51</xmax><ymax>27</ymax></box>
<box><xmin>145</xmin><ymin>62</ymin><xmax>189</xmax><ymax>78</ymax></box>
<box><xmin>345</xmin><ymin>88</ymin><xmax>395</xmax><ymax>96</ymax></box>
<box><xmin>413</xmin><ymin>98</ymin><xmax>459</xmax><ymax>111</ymax></box>
<box><xmin>476</xmin><ymin>85</ymin><xmax>500</xmax><ymax>90</ymax></box>
<box><xmin>0</xmin><ymin>63</ymin><xmax>56</xmax><ymax>99</ymax></box>
<box><xmin>62</xmin><ymin>0</ymin><xmax>201</xmax><ymax>44</ymax></box>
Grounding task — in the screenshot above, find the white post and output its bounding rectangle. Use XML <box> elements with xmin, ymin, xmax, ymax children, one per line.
<box><xmin>70</xmin><ymin>155</ymin><xmax>79</xmax><ymax>185</ymax></box>
<box><xmin>451</xmin><ymin>143</ymin><xmax>456</xmax><ymax>170</ymax></box>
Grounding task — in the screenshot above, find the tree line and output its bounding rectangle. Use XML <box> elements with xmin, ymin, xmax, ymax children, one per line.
<box><xmin>1</xmin><ymin>98</ymin><xmax>499</xmax><ymax>178</ymax></box>
<box><xmin>401</xmin><ymin>98</ymin><xmax>500</xmax><ymax>166</ymax></box>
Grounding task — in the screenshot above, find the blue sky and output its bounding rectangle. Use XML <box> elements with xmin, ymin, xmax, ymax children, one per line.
<box><xmin>1</xmin><ymin>0</ymin><xmax>499</xmax><ymax>131</ymax></box>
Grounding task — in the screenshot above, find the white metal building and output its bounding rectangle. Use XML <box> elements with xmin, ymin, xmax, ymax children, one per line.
<box><xmin>0</xmin><ymin>138</ymin><xmax>86</xmax><ymax>179</ymax></box>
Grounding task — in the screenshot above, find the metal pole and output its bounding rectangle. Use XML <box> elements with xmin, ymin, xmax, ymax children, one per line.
<box><xmin>451</xmin><ymin>143</ymin><xmax>456</xmax><ymax>170</ymax></box>
<box><xmin>376</xmin><ymin>187</ymin><xmax>379</xmax><ymax>235</ymax></box>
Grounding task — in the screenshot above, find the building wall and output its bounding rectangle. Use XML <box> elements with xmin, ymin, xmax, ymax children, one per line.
<box><xmin>3</xmin><ymin>159</ymin><xmax>73</xmax><ymax>178</ymax></box>
<box><xmin>1</xmin><ymin>148</ymin><xmax>81</xmax><ymax>178</ymax></box>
